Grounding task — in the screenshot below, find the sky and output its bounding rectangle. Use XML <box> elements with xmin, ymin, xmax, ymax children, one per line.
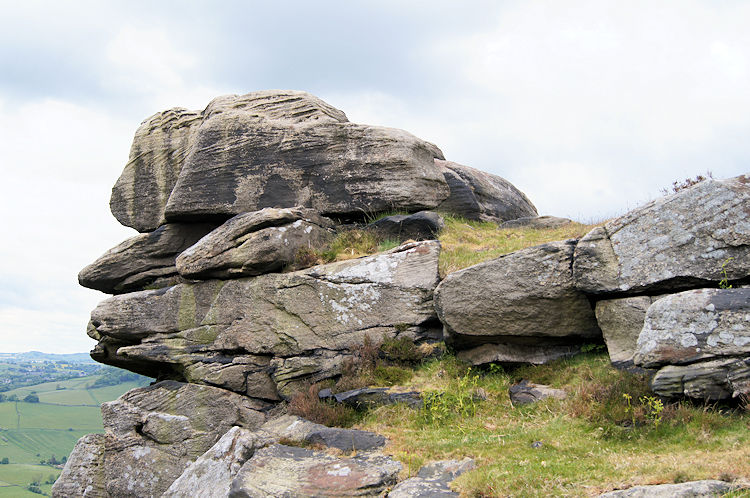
<box><xmin>1</xmin><ymin>0</ymin><xmax>749</xmax><ymax>353</ymax></box>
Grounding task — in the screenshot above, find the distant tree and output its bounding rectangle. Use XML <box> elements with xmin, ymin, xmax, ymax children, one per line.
<box><xmin>7</xmin><ymin>394</ymin><xmax>17</xmax><ymax>401</ymax></box>
<box><xmin>62</xmin><ymin>455</ymin><xmax>67</xmax><ymax>463</ymax></box>
<box><xmin>0</xmin><ymin>457</ymin><xmax>9</xmax><ymax>464</ymax></box>
<box><xmin>23</xmin><ymin>393</ymin><xmax>39</xmax><ymax>403</ymax></box>
<box><xmin>0</xmin><ymin>394</ymin><xmax>5</xmax><ymax>402</ymax></box>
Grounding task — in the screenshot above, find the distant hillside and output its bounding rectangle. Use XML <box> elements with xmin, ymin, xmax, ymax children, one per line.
<box><xmin>0</xmin><ymin>351</ymin><xmax>96</xmax><ymax>364</ymax></box>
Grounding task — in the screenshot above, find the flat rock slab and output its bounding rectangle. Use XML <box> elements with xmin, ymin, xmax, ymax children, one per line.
<box><xmin>500</xmin><ymin>215</ymin><xmax>572</xmax><ymax>229</ymax></box>
<box><xmin>650</xmin><ymin>356</ymin><xmax>750</xmax><ymax>400</ymax></box>
<box><xmin>176</xmin><ymin>207</ymin><xmax>333</xmax><ymax>279</ymax></box>
<box><xmin>366</xmin><ymin>211</ymin><xmax>444</xmax><ymax>242</ymax></box>
<box><xmin>634</xmin><ymin>288</ymin><xmax>750</xmax><ymax>369</ymax></box>
<box><xmin>435</xmin><ymin>160</ymin><xmax>537</xmax><ymax>223</ymax></box>
<box><xmin>509</xmin><ymin>380</ymin><xmax>567</xmax><ymax>405</ymax></box>
<box><xmin>319</xmin><ymin>387</ymin><xmax>423</xmax><ymax>409</ymax></box>
<box><xmin>78</xmin><ymin>222</ymin><xmax>217</xmax><ymax>294</ymax></box>
<box><xmin>574</xmin><ymin>175</ymin><xmax>750</xmax><ymax>295</ymax></box>
<box><xmin>389</xmin><ymin>458</ymin><xmax>475</xmax><ymax>498</ymax></box>
<box><xmin>435</xmin><ymin>239</ymin><xmax>601</xmax><ymax>363</ymax></box>
<box><xmin>456</xmin><ymin>341</ymin><xmax>583</xmax><ymax>366</ymax></box>
<box><xmin>89</xmin><ymin>241</ymin><xmax>441</xmax><ymax>398</ymax></box>
<box><xmin>229</xmin><ymin>444</ymin><xmax>401</xmax><ymax>497</ymax></box>
<box><xmin>598</xmin><ymin>479</ymin><xmax>738</xmax><ymax>497</ymax></box>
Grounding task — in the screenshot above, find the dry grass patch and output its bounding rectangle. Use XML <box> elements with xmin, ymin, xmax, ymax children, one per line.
<box><xmin>438</xmin><ymin>215</ymin><xmax>603</xmax><ymax>276</ymax></box>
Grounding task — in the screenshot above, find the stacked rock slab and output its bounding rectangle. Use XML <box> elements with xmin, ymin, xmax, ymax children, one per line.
<box><xmin>88</xmin><ymin>241</ymin><xmax>442</xmax><ymax>399</ymax></box>
<box><xmin>574</xmin><ymin>175</ymin><xmax>750</xmax><ymax>397</ymax></box>
<box><xmin>434</xmin><ymin>240</ymin><xmax>602</xmax><ymax>365</ymax></box>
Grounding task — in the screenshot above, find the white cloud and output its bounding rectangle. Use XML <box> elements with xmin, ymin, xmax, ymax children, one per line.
<box><xmin>0</xmin><ymin>306</ymin><xmax>97</xmax><ymax>353</ymax></box>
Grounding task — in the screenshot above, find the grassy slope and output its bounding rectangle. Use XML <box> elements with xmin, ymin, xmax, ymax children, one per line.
<box><xmin>357</xmin><ymin>353</ymin><xmax>750</xmax><ymax>497</ymax></box>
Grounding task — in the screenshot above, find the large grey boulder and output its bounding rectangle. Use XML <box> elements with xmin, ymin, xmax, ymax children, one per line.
<box><xmin>110</xmin><ymin>108</ymin><xmax>202</xmax><ymax>232</ymax></box>
<box><xmin>109</xmin><ymin>90</ymin><xmax>450</xmax><ymax>230</ymax></box>
<box><xmin>598</xmin><ymin>479</ymin><xmax>738</xmax><ymax>497</ymax></box>
<box><xmin>632</xmin><ymin>288</ymin><xmax>750</xmax><ymax>400</ymax></box>
<box><xmin>55</xmin><ymin>381</ymin><xmax>266</xmax><ymax>498</ymax></box>
<box><xmin>78</xmin><ymin>222</ymin><xmax>217</xmax><ymax>294</ymax></box>
<box><xmin>434</xmin><ymin>240</ymin><xmax>601</xmax><ymax>365</ymax></box>
<box><xmin>89</xmin><ymin>241</ymin><xmax>441</xmax><ymax>398</ymax></box>
<box><xmin>574</xmin><ymin>175</ymin><xmax>750</xmax><ymax>295</ymax></box>
<box><xmin>51</xmin><ymin>433</ymin><xmax>106</xmax><ymax>497</ymax></box>
<box><xmin>595</xmin><ymin>296</ymin><xmax>661</xmax><ymax>369</ymax></box>
<box><xmin>228</xmin><ymin>444</ymin><xmax>401</xmax><ymax>497</ymax></box>
<box><xmin>435</xmin><ymin>160</ymin><xmax>537</xmax><ymax>223</ymax></box>
<box><xmin>634</xmin><ymin>289</ymin><xmax>750</xmax><ymax>369</ymax></box>
<box><xmin>500</xmin><ymin>215</ymin><xmax>572</xmax><ymax>229</ymax></box>
<box><xmin>175</xmin><ymin>207</ymin><xmax>333</xmax><ymax>279</ymax></box>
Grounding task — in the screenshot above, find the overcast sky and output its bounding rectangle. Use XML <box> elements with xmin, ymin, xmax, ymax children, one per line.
<box><xmin>1</xmin><ymin>0</ymin><xmax>749</xmax><ymax>353</ymax></box>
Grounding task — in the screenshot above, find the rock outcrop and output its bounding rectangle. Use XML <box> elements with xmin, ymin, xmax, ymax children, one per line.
<box><xmin>78</xmin><ymin>222</ymin><xmax>217</xmax><ymax>294</ymax></box>
<box><xmin>89</xmin><ymin>241</ymin><xmax>441</xmax><ymax>398</ymax></box>
<box><xmin>594</xmin><ymin>296</ymin><xmax>662</xmax><ymax>369</ymax></box>
<box><xmin>388</xmin><ymin>458</ymin><xmax>476</xmax><ymax>498</ymax></box>
<box><xmin>633</xmin><ymin>288</ymin><xmax>750</xmax><ymax>400</ymax></box>
<box><xmin>366</xmin><ymin>211</ymin><xmax>444</xmax><ymax>243</ymax></box>
<box><xmin>574</xmin><ymin>175</ymin><xmax>750</xmax><ymax>295</ymax></box>
<box><xmin>175</xmin><ymin>207</ymin><xmax>333</xmax><ymax>279</ymax></box>
<box><xmin>436</xmin><ymin>159</ymin><xmax>538</xmax><ymax>223</ymax></box>
<box><xmin>598</xmin><ymin>479</ymin><xmax>738</xmax><ymax>497</ymax></box>
<box><xmin>434</xmin><ymin>240</ymin><xmax>601</xmax><ymax>365</ymax></box>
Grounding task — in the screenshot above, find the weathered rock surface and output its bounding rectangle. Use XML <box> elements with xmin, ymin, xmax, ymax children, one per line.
<box><xmin>163</xmin><ymin>426</ymin><xmax>262</xmax><ymax>498</ymax></box>
<box><xmin>319</xmin><ymin>386</ymin><xmax>423</xmax><ymax>409</ymax></box>
<box><xmin>53</xmin><ymin>381</ymin><xmax>266</xmax><ymax>498</ymax></box>
<box><xmin>110</xmin><ymin>108</ymin><xmax>203</xmax><ymax>232</ymax></box>
<box><xmin>435</xmin><ymin>240</ymin><xmax>601</xmax><ymax>364</ymax></box>
<box><xmin>649</xmin><ymin>356</ymin><xmax>750</xmax><ymax>400</ymax></box>
<box><xmin>574</xmin><ymin>175</ymin><xmax>750</xmax><ymax>295</ymax></box>
<box><xmin>595</xmin><ymin>296</ymin><xmax>661</xmax><ymax>368</ymax></box>
<box><xmin>388</xmin><ymin>458</ymin><xmax>476</xmax><ymax>498</ymax></box>
<box><xmin>229</xmin><ymin>444</ymin><xmax>401</xmax><ymax>497</ymax></box>
<box><xmin>366</xmin><ymin>211</ymin><xmax>444</xmax><ymax>242</ymax></box>
<box><xmin>598</xmin><ymin>479</ymin><xmax>738</xmax><ymax>497</ymax></box>
<box><xmin>51</xmin><ymin>433</ymin><xmax>106</xmax><ymax>497</ymax></box>
<box><xmin>456</xmin><ymin>341</ymin><xmax>583</xmax><ymax>366</ymax></box>
<box><xmin>500</xmin><ymin>215</ymin><xmax>572</xmax><ymax>229</ymax></box>
<box><xmin>164</xmin><ymin>416</ymin><xmax>390</xmax><ymax>497</ymax></box>
<box><xmin>634</xmin><ymin>289</ymin><xmax>750</xmax><ymax>369</ymax></box>
<box><xmin>89</xmin><ymin>241</ymin><xmax>441</xmax><ymax>398</ymax></box>
<box><xmin>78</xmin><ymin>223</ymin><xmax>217</xmax><ymax>294</ymax></box>
<box><xmin>435</xmin><ymin>160</ymin><xmax>537</xmax><ymax>223</ymax></box>
<box><xmin>509</xmin><ymin>380</ymin><xmax>567</xmax><ymax>405</ymax></box>
<box><xmin>176</xmin><ymin>207</ymin><xmax>333</xmax><ymax>279</ymax></box>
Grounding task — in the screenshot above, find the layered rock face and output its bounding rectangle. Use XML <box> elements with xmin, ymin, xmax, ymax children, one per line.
<box><xmin>61</xmin><ymin>90</ymin><xmax>540</xmax><ymax>496</ymax></box>
<box><xmin>61</xmin><ymin>89</ymin><xmax>749</xmax><ymax>495</ymax></box>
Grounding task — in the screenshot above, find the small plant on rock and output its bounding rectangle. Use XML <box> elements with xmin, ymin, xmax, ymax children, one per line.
<box><xmin>719</xmin><ymin>257</ymin><xmax>734</xmax><ymax>289</ymax></box>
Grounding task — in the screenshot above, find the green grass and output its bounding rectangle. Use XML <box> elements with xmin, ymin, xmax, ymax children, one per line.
<box><xmin>437</xmin><ymin>215</ymin><xmax>602</xmax><ymax>276</ymax></box>
<box><xmin>356</xmin><ymin>353</ymin><xmax>750</xmax><ymax>496</ymax></box>
<box><xmin>0</xmin><ymin>464</ymin><xmax>59</xmax><ymax>497</ymax></box>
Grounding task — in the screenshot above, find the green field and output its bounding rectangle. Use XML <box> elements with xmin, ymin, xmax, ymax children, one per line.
<box><xmin>0</xmin><ymin>370</ymin><xmax>148</xmax><ymax>496</ymax></box>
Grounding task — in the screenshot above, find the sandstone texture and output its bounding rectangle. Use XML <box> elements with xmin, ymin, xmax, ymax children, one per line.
<box><xmin>436</xmin><ymin>160</ymin><xmax>537</xmax><ymax>223</ymax></box>
<box><xmin>89</xmin><ymin>241</ymin><xmax>441</xmax><ymax>398</ymax></box>
<box><xmin>229</xmin><ymin>444</ymin><xmax>401</xmax><ymax>497</ymax></box>
<box><xmin>595</xmin><ymin>296</ymin><xmax>661</xmax><ymax>368</ymax></box>
<box><xmin>635</xmin><ymin>289</ymin><xmax>750</xmax><ymax>368</ymax></box>
<box><xmin>110</xmin><ymin>108</ymin><xmax>202</xmax><ymax>232</ymax></box>
<box><xmin>175</xmin><ymin>207</ymin><xmax>333</xmax><ymax>279</ymax></box>
<box><xmin>574</xmin><ymin>175</ymin><xmax>750</xmax><ymax>295</ymax></box>
<box><xmin>435</xmin><ymin>240</ymin><xmax>601</xmax><ymax>364</ymax></box>
<box><xmin>78</xmin><ymin>222</ymin><xmax>217</xmax><ymax>294</ymax></box>
<box><xmin>53</xmin><ymin>381</ymin><xmax>266</xmax><ymax>497</ymax></box>
<box><xmin>631</xmin><ymin>288</ymin><xmax>750</xmax><ymax>400</ymax></box>
<box><xmin>51</xmin><ymin>433</ymin><xmax>106</xmax><ymax>497</ymax></box>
